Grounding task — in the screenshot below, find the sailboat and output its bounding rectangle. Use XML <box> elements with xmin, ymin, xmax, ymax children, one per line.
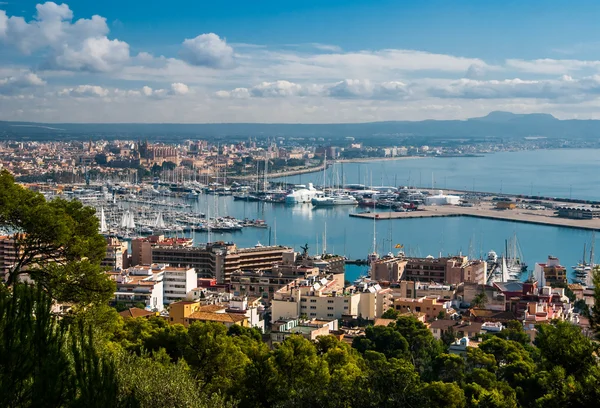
<box><xmin>99</xmin><ymin>207</ymin><xmax>108</xmax><ymax>233</ymax></box>
<box><xmin>506</xmin><ymin>234</ymin><xmax>527</xmax><ymax>275</ymax></box>
<box><xmin>367</xmin><ymin>216</ymin><xmax>379</xmax><ymax>270</ymax></box>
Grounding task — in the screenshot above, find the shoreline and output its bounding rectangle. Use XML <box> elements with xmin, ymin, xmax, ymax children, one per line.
<box><xmin>335</xmin><ymin>156</ymin><xmax>424</xmax><ymax>164</ymax></box>
<box><xmin>349</xmin><ymin>204</ymin><xmax>600</xmax><ymax>231</ymax></box>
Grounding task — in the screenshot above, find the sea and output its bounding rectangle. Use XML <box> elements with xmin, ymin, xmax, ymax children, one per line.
<box><xmin>182</xmin><ymin>149</ymin><xmax>600</xmax><ymax>282</ymax></box>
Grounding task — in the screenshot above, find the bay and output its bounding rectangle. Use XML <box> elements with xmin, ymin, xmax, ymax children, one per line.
<box><xmin>186</xmin><ymin>195</ymin><xmax>595</xmax><ymax>283</ymax></box>
<box><xmin>274</xmin><ymin>149</ymin><xmax>600</xmax><ymax>201</ymax></box>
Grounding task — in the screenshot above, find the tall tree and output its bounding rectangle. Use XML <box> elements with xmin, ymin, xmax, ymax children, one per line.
<box><xmin>0</xmin><ymin>170</ymin><xmax>114</xmax><ymax>304</ymax></box>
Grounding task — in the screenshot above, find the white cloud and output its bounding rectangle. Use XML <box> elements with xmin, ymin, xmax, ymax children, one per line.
<box><xmin>0</xmin><ymin>2</ymin><xmax>130</xmax><ymax>72</ymax></box>
<box><xmin>47</xmin><ymin>36</ymin><xmax>130</xmax><ymax>72</ymax></box>
<box><xmin>179</xmin><ymin>33</ymin><xmax>234</xmax><ymax>68</ymax></box>
<box><xmin>428</xmin><ymin>76</ymin><xmax>600</xmax><ymax>100</ymax></box>
<box><xmin>216</xmin><ymin>79</ymin><xmax>409</xmax><ymax>100</ymax></box>
<box><xmin>59</xmin><ymin>84</ymin><xmax>109</xmax><ymax>97</ymax></box>
<box><xmin>0</xmin><ymin>71</ymin><xmax>45</xmax><ymax>94</ymax></box>
<box><xmin>505</xmin><ymin>58</ymin><xmax>600</xmax><ymax>75</ymax></box>
<box><xmin>170</xmin><ymin>82</ymin><xmax>189</xmax><ymax>95</ymax></box>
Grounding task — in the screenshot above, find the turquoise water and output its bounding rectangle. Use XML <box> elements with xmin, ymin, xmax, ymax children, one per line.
<box><xmin>275</xmin><ymin>149</ymin><xmax>600</xmax><ymax>201</ymax></box>
<box><xmin>175</xmin><ymin>149</ymin><xmax>600</xmax><ymax>282</ymax></box>
<box><xmin>188</xmin><ymin>196</ymin><xmax>595</xmax><ymax>283</ymax></box>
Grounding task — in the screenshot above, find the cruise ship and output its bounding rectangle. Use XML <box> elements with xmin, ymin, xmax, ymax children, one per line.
<box><xmin>311</xmin><ymin>193</ymin><xmax>358</xmax><ymax>206</ymax></box>
<box><xmin>285</xmin><ymin>183</ymin><xmax>324</xmax><ymax>204</ymax></box>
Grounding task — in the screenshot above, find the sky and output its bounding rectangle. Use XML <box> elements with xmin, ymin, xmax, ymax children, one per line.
<box><xmin>3</xmin><ymin>1</ymin><xmax>600</xmax><ymax>123</ymax></box>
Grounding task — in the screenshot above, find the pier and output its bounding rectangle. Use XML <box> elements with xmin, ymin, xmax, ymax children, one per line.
<box><xmin>350</xmin><ymin>203</ymin><xmax>600</xmax><ymax>231</ymax></box>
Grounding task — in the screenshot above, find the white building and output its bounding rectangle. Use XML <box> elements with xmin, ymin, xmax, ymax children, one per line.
<box><xmin>271</xmin><ymin>276</ymin><xmax>390</xmax><ymax>323</ymax></box>
<box><xmin>109</xmin><ymin>263</ymin><xmax>197</xmax><ymax>308</ymax></box>
<box><xmin>228</xmin><ymin>296</ymin><xmax>265</xmax><ymax>332</ymax></box>
<box><xmin>162</xmin><ymin>266</ymin><xmax>197</xmax><ymax>304</ymax></box>
<box><xmin>424</xmin><ymin>190</ymin><xmax>461</xmax><ymax>206</ymax></box>
<box><xmin>109</xmin><ymin>267</ymin><xmax>164</xmax><ymax>311</ymax></box>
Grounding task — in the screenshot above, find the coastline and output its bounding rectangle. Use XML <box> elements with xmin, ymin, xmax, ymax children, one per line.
<box><xmin>335</xmin><ymin>156</ymin><xmax>424</xmax><ymax>163</ymax></box>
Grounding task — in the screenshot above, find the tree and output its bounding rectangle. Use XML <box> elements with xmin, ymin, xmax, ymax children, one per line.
<box><xmin>0</xmin><ymin>171</ymin><xmax>114</xmax><ymax>304</ymax></box>
<box><xmin>423</xmin><ymin>381</ymin><xmax>466</xmax><ymax>408</ymax></box>
<box><xmin>534</xmin><ymin>320</ymin><xmax>597</xmax><ymax>377</ymax></box>
<box><xmin>0</xmin><ymin>284</ymin><xmax>74</xmax><ymax>407</ymax></box>
<box><xmin>352</xmin><ymin>325</ymin><xmax>409</xmax><ymax>359</ymax></box>
<box><xmin>472</xmin><ymin>291</ymin><xmax>488</xmax><ymax>308</ymax></box>
<box><xmin>381</xmin><ymin>308</ymin><xmax>400</xmax><ymax>320</ymax></box>
<box><xmin>270</xmin><ymin>335</ymin><xmax>330</xmax><ymax>406</ymax></box>
<box><xmin>589</xmin><ymin>267</ymin><xmax>600</xmax><ymax>338</ymax></box>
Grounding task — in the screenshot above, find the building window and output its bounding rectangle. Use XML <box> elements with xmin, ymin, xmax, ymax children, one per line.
<box><xmin>301</xmin><ymin>298</ymin><xmax>307</xmax><ymax>302</ymax></box>
<box><xmin>343</xmin><ymin>300</ymin><xmax>348</xmax><ymax>303</ymax></box>
<box><xmin>327</xmin><ymin>314</ymin><xmax>334</xmax><ymax>317</ymax></box>
<box><xmin>327</xmin><ymin>307</ymin><xmax>333</xmax><ymax>310</ymax></box>
<box><xmin>344</xmin><ymin>306</ymin><xmax>348</xmax><ymax>310</ymax></box>
<box><xmin>301</xmin><ymin>305</ymin><xmax>307</xmax><ymax>309</ymax></box>
<box><xmin>310</xmin><ymin>313</ymin><xmax>316</xmax><ymax>316</ymax></box>
<box><xmin>310</xmin><ymin>306</ymin><xmax>316</xmax><ymax>309</ymax></box>
<box><xmin>310</xmin><ymin>299</ymin><xmax>317</xmax><ymax>303</ymax></box>
<box><xmin>327</xmin><ymin>300</ymin><xmax>334</xmax><ymax>303</ymax></box>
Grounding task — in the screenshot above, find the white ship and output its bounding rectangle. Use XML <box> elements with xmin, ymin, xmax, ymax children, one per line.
<box><xmin>285</xmin><ymin>183</ymin><xmax>324</xmax><ymax>204</ymax></box>
<box><xmin>311</xmin><ymin>193</ymin><xmax>358</xmax><ymax>206</ymax></box>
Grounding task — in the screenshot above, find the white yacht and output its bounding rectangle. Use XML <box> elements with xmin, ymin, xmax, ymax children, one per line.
<box><xmin>311</xmin><ymin>193</ymin><xmax>358</xmax><ymax>206</ymax></box>
<box><xmin>285</xmin><ymin>183</ymin><xmax>324</xmax><ymax>204</ymax></box>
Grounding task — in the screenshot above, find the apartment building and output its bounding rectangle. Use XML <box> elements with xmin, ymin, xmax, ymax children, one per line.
<box><xmin>533</xmin><ymin>256</ymin><xmax>567</xmax><ymax>286</ymax></box>
<box><xmin>402</xmin><ymin>255</ymin><xmax>486</xmax><ymax>285</ymax></box>
<box><xmin>394</xmin><ymin>280</ymin><xmax>456</xmax><ymax>301</ymax></box>
<box><xmin>161</xmin><ymin>266</ymin><xmax>197</xmax><ymax>304</ymax></box>
<box><xmin>101</xmin><ymin>236</ymin><xmax>128</xmax><ymax>270</ymax></box>
<box><xmin>392</xmin><ymin>296</ymin><xmax>454</xmax><ymax>320</ymax></box>
<box><xmin>130</xmin><ymin>235</ymin><xmax>193</xmax><ymax>266</ymax></box>
<box><xmin>271</xmin><ymin>276</ymin><xmax>389</xmax><ymax>322</ymax></box>
<box><xmin>151</xmin><ymin>241</ymin><xmax>293</xmax><ymax>284</ymax></box>
<box><xmin>169</xmin><ymin>300</ymin><xmax>252</xmax><ymax>328</ymax></box>
<box><xmin>108</xmin><ymin>268</ymin><xmax>164</xmax><ymax>311</ymax></box>
<box><xmin>230</xmin><ymin>266</ymin><xmax>322</xmax><ymax>302</ymax></box>
<box><xmin>270</xmin><ymin>318</ymin><xmax>338</xmax><ymax>344</ymax></box>
<box><xmin>107</xmin><ymin>263</ymin><xmax>196</xmax><ymax>308</ymax></box>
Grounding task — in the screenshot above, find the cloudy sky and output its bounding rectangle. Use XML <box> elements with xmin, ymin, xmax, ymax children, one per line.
<box><xmin>3</xmin><ymin>0</ymin><xmax>600</xmax><ymax>123</ymax></box>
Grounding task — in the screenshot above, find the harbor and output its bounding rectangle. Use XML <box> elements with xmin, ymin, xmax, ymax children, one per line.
<box><xmin>349</xmin><ymin>202</ymin><xmax>600</xmax><ymax>231</ymax></box>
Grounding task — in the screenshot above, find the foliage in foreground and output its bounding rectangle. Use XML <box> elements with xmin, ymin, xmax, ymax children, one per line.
<box><xmin>2</xmin><ymin>284</ymin><xmax>600</xmax><ymax>408</ymax></box>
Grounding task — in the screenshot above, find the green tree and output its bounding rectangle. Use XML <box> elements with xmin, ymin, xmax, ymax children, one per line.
<box><xmin>472</xmin><ymin>291</ymin><xmax>488</xmax><ymax>308</ymax></box>
<box><xmin>534</xmin><ymin>320</ymin><xmax>597</xmax><ymax>377</ymax></box>
<box><xmin>381</xmin><ymin>308</ymin><xmax>400</xmax><ymax>319</ymax></box>
<box><xmin>270</xmin><ymin>335</ymin><xmax>330</xmax><ymax>406</ymax></box>
<box><xmin>423</xmin><ymin>381</ymin><xmax>466</xmax><ymax>408</ymax></box>
<box><xmin>182</xmin><ymin>322</ymin><xmax>250</xmax><ymax>394</ymax></box>
<box><xmin>0</xmin><ymin>170</ymin><xmax>114</xmax><ymax>304</ymax></box>
<box><xmin>0</xmin><ymin>284</ymin><xmax>74</xmax><ymax>407</ymax></box>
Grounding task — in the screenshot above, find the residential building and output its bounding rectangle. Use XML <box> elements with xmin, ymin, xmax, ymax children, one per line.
<box><xmin>151</xmin><ymin>241</ymin><xmax>293</xmax><ymax>284</ymax></box>
<box><xmin>168</xmin><ymin>300</ymin><xmax>250</xmax><ymax>328</ymax></box>
<box><xmin>270</xmin><ymin>318</ymin><xmax>338</xmax><ymax>344</ymax></box>
<box><xmin>271</xmin><ymin>276</ymin><xmax>389</xmax><ymax>322</ymax></box>
<box><xmin>429</xmin><ymin>320</ymin><xmax>484</xmax><ymax>340</ymax></box>
<box><xmin>162</xmin><ymin>266</ymin><xmax>197</xmax><ymax>304</ymax></box>
<box><xmin>375</xmin><ymin>255</ymin><xmax>486</xmax><ymax>285</ymax></box>
<box><xmin>533</xmin><ymin>256</ymin><xmax>567</xmax><ymax>285</ymax></box>
<box><xmin>391</xmin><ymin>296</ymin><xmax>454</xmax><ymax>320</ymax></box>
<box><xmin>107</xmin><ymin>267</ymin><xmax>164</xmax><ymax>311</ymax></box>
<box><xmin>394</xmin><ymin>280</ymin><xmax>456</xmax><ymax>300</ymax></box>
<box><xmin>101</xmin><ymin>236</ymin><xmax>128</xmax><ymax>270</ymax></box>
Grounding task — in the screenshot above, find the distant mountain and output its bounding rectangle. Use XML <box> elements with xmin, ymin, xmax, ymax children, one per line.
<box><xmin>469</xmin><ymin>111</ymin><xmax>559</xmax><ymax>123</ymax></box>
<box><xmin>0</xmin><ymin>112</ymin><xmax>598</xmax><ymax>141</ymax></box>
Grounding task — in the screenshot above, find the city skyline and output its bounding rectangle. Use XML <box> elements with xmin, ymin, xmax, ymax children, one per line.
<box><xmin>3</xmin><ymin>1</ymin><xmax>600</xmax><ymax>123</ymax></box>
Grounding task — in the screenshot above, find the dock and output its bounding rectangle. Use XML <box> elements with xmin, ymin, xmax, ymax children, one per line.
<box><xmin>349</xmin><ymin>204</ymin><xmax>600</xmax><ymax>231</ymax></box>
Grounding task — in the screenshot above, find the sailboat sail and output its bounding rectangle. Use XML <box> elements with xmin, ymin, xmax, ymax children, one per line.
<box><xmin>100</xmin><ymin>207</ymin><xmax>107</xmax><ymax>233</ymax></box>
<box><xmin>501</xmin><ymin>257</ymin><xmax>509</xmax><ymax>282</ymax></box>
<box><xmin>121</xmin><ymin>211</ymin><xmax>129</xmax><ymax>228</ymax></box>
<box><xmin>154</xmin><ymin>211</ymin><xmax>166</xmax><ymax>229</ymax></box>
<box><xmin>127</xmin><ymin>212</ymin><xmax>136</xmax><ymax>229</ymax></box>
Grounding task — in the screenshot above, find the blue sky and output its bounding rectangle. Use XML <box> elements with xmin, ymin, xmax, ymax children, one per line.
<box><xmin>3</xmin><ymin>1</ymin><xmax>600</xmax><ymax>123</ymax></box>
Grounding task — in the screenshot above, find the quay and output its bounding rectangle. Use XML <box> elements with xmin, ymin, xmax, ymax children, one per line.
<box><xmin>350</xmin><ymin>203</ymin><xmax>600</xmax><ymax>231</ymax></box>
